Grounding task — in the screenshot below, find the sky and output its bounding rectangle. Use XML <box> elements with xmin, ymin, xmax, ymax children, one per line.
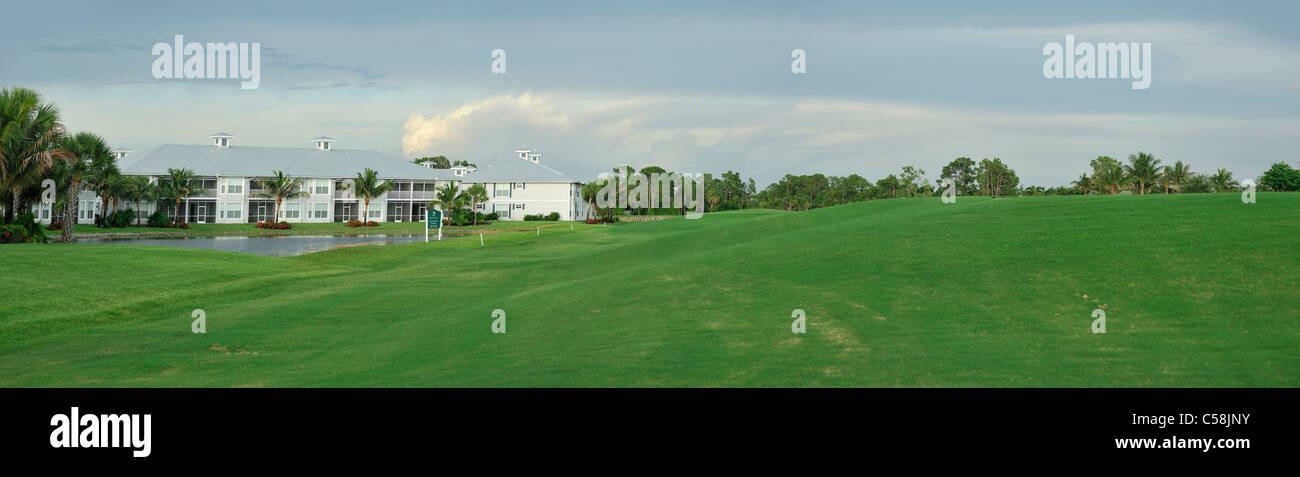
<box><xmin>2</xmin><ymin>0</ymin><xmax>1297</xmax><ymax>188</ymax></box>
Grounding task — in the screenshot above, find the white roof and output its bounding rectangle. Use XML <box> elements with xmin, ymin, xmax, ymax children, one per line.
<box><xmin>123</xmin><ymin>144</ymin><xmax>443</xmax><ymax>180</ymax></box>
<box><xmin>122</xmin><ymin>143</ymin><xmax>582</xmax><ymax>183</ymax></box>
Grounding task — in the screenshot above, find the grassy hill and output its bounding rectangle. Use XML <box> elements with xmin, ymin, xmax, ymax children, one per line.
<box><xmin>1</xmin><ymin>193</ymin><xmax>1296</xmax><ymax>386</ymax></box>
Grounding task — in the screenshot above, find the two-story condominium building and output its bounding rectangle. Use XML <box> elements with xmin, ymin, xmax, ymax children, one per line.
<box><xmin>33</xmin><ymin>133</ymin><xmax>585</xmax><ymax>224</ymax></box>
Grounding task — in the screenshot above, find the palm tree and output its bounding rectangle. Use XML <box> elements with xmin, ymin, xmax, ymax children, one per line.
<box><xmin>463</xmin><ymin>183</ymin><xmax>488</xmax><ymax>225</ymax></box>
<box><xmin>84</xmin><ymin>156</ymin><xmax>121</xmax><ymax>226</ymax></box>
<box><xmin>1123</xmin><ymin>152</ymin><xmax>1162</xmax><ymax>195</ymax></box>
<box><xmin>1210</xmin><ymin>168</ymin><xmax>1238</xmax><ymax>193</ymax></box>
<box><xmin>159</xmin><ymin>168</ymin><xmax>201</xmax><ymax>224</ymax></box>
<box><xmin>53</xmin><ymin>133</ymin><xmax>112</xmax><ymax>240</ymax></box>
<box><xmin>1090</xmin><ymin>156</ymin><xmax>1125</xmax><ymax>195</ymax></box>
<box><xmin>1072</xmin><ymin>173</ymin><xmax>1093</xmax><ymax>195</ymax></box>
<box><xmin>0</xmin><ymin>87</ymin><xmax>68</xmax><ymax>223</ymax></box>
<box><xmin>253</xmin><ymin>170</ymin><xmax>309</xmax><ymax>222</ymax></box>
<box><xmin>581</xmin><ymin>180</ymin><xmax>604</xmax><ymax>221</ymax></box>
<box><xmin>1161</xmin><ymin>161</ymin><xmax>1191</xmax><ymax>194</ymax></box>
<box><xmin>351</xmin><ymin>168</ymin><xmax>391</xmax><ymax>223</ymax></box>
<box><xmin>428</xmin><ymin>182</ymin><xmax>467</xmax><ymax>223</ymax></box>
<box><xmin>123</xmin><ymin>176</ymin><xmax>155</xmax><ymax>227</ymax></box>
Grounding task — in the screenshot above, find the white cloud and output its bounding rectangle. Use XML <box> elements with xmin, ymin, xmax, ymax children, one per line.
<box><xmin>398</xmin><ymin>90</ymin><xmax>1299</xmax><ymax>187</ymax></box>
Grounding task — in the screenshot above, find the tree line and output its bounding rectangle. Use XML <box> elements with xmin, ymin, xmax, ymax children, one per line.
<box><xmin>608</xmin><ymin>153</ymin><xmax>1298</xmax><ymax>214</ymax></box>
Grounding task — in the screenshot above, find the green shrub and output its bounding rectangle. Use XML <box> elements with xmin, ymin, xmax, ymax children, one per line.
<box><xmin>546</xmin><ymin>212</ymin><xmax>560</xmax><ymax>221</ymax></box>
<box><xmin>0</xmin><ymin>224</ymin><xmax>28</xmax><ymax>243</ymax></box>
<box><xmin>14</xmin><ymin>213</ymin><xmax>47</xmax><ymax>243</ymax></box>
<box><xmin>485</xmin><ymin>212</ymin><xmax>499</xmax><ymax>221</ymax></box>
<box><xmin>107</xmin><ymin>209</ymin><xmax>136</xmax><ymax>228</ymax></box>
<box><xmin>147</xmin><ymin>210</ymin><xmax>169</xmax><ymax>228</ymax></box>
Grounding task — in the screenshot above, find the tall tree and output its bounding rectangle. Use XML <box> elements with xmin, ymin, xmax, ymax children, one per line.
<box><xmin>123</xmin><ymin>175</ymin><xmax>156</xmax><ymax>228</ymax></box>
<box><xmin>429</xmin><ymin>182</ymin><xmax>466</xmax><ymax>215</ymax></box>
<box><xmin>1072</xmin><ymin>173</ymin><xmax>1093</xmax><ymax>195</ymax></box>
<box><xmin>581</xmin><ymin>180</ymin><xmax>604</xmax><ymax>221</ymax></box>
<box><xmin>976</xmin><ymin>158</ymin><xmax>1017</xmax><ymax>197</ymax></box>
<box><xmin>941</xmin><ymin>157</ymin><xmax>978</xmax><ymax>196</ymax></box>
<box><xmin>1161</xmin><ymin>161</ymin><xmax>1191</xmax><ymax>194</ymax></box>
<box><xmin>53</xmin><ymin>133</ymin><xmax>111</xmax><ymax>239</ymax></box>
<box><xmin>464</xmin><ymin>183</ymin><xmax>488</xmax><ymax>225</ymax></box>
<box><xmin>0</xmin><ymin>87</ymin><xmax>67</xmax><ymax>223</ymax></box>
<box><xmin>1209</xmin><ymin>168</ymin><xmax>1238</xmax><ymax>193</ymax></box>
<box><xmin>1124</xmin><ymin>152</ymin><xmax>1162</xmax><ymax>195</ymax></box>
<box><xmin>1258</xmin><ymin>162</ymin><xmax>1300</xmax><ymax>191</ymax></box>
<box><xmin>84</xmin><ymin>154</ymin><xmax>122</xmax><ymax>226</ymax></box>
<box><xmin>1090</xmin><ymin>156</ymin><xmax>1125</xmax><ymax>195</ymax></box>
<box><xmin>877</xmin><ymin>174</ymin><xmax>902</xmax><ymax>199</ymax></box>
<box><xmin>351</xmin><ymin>168</ymin><xmax>391</xmax><ymax>222</ymax></box>
<box><xmin>253</xmin><ymin>170</ymin><xmax>309</xmax><ymax>222</ymax></box>
<box><xmin>160</xmin><ymin>168</ymin><xmax>200</xmax><ymax>224</ymax></box>
<box><xmin>900</xmin><ymin>166</ymin><xmax>925</xmax><ymax>198</ymax></box>
<box><xmin>412</xmin><ymin>155</ymin><xmax>451</xmax><ymax>168</ymax></box>
<box><xmin>639</xmin><ymin>166</ymin><xmax>668</xmax><ymax>212</ymax></box>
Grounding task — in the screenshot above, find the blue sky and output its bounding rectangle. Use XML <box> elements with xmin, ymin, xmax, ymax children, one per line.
<box><xmin>3</xmin><ymin>0</ymin><xmax>1297</xmax><ymax>187</ymax></box>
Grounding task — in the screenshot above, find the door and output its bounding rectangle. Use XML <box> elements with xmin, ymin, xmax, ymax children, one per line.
<box><xmin>196</xmin><ymin>204</ymin><xmax>208</xmax><ymax>223</ymax></box>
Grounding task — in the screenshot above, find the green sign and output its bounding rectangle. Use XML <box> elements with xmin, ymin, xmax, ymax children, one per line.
<box><xmin>427</xmin><ymin>209</ymin><xmax>443</xmax><ymax>229</ymax></box>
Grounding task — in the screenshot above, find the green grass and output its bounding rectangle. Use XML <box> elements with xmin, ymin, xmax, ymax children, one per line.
<box><xmin>2</xmin><ymin>193</ymin><xmax>1296</xmax><ymax>387</ymax></box>
<box><xmin>70</xmin><ymin>220</ymin><xmax>579</xmax><ymax>237</ymax></box>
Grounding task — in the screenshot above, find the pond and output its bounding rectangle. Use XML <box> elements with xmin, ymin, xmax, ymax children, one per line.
<box><xmin>77</xmin><ymin>234</ymin><xmax>427</xmax><ymax>257</ymax></box>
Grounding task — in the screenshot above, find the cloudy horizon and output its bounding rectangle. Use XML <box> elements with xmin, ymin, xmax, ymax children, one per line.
<box><xmin>3</xmin><ymin>0</ymin><xmax>1297</xmax><ymax>188</ymax></box>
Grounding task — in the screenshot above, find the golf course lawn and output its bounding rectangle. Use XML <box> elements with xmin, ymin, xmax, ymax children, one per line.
<box><xmin>1</xmin><ymin>193</ymin><xmax>1296</xmax><ymax>387</ymax></box>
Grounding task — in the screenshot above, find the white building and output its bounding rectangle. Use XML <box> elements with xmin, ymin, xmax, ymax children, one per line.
<box><xmin>32</xmin><ymin>133</ymin><xmax>585</xmax><ymax>224</ymax></box>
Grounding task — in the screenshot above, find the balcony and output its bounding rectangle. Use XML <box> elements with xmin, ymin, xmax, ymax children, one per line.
<box><xmin>385</xmin><ymin>190</ymin><xmax>435</xmax><ymax>201</ymax></box>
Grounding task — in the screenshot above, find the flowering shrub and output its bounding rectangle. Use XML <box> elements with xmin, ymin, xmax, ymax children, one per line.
<box><xmin>172</xmin><ymin>222</ymin><xmax>191</xmax><ymax>229</ymax></box>
<box><xmin>256</xmin><ymin>221</ymin><xmax>291</xmax><ymax>230</ymax></box>
<box><xmin>1</xmin><ymin>224</ymin><xmax>28</xmax><ymax>243</ymax></box>
<box><xmin>46</xmin><ymin>221</ymin><xmax>64</xmax><ymax>231</ymax></box>
<box><xmin>346</xmin><ymin>220</ymin><xmax>380</xmax><ymax>228</ymax></box>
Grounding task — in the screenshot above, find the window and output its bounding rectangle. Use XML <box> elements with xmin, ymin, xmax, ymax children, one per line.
<box><xmin>222</xmin><ymin>178</ymin><xmax>243</xmax><ymax>194</ymax></box>
<box><xmin>494</xmin><ymin>183</ymin><xmax>511</xmax><ymax>198</ymax></box>
<box><xmin>220</xmin><ymin>202</ymin><xmax>243</xmax><ymax>219</ymax></box>
<box><xmin>284</xmin><ymin>203</ymin><xmax>301</xmax><ymax>219</ymax></box>
<box><xmin>493</xmin><ymin>203</ymin><xmax>511</xmax><ymax>218</ymax></box>
<box><xmin>368</xmin><ymin>209</ymin><xmax>381</xmax><ymax>219</ymax></box>
<box><xmin>79</xmin><ymin>200</ymin><xmax>98</xmax><ymax>221</ymax></box>
<box><xmin>202</xmin><ymin>179</ymin><xmax>218</xmax><ymax>190</ymax></box>
<box><xmin>313</xmin><ymin>180</ymin><xmax>329</xmax><ymax>195</ymax></box>
<box><xmin>312</xmin><ymin>203</ymin><xmax>329</xmax><ymax>219</ymax></box>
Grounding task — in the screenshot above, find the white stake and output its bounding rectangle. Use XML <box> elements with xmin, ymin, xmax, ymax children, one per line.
<box><xmin>480</xmin><ymin>233</ymin><xmax>484</xmax><ymax>247</ymax></box>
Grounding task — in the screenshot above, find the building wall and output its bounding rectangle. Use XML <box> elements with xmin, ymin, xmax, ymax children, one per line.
<box><xmin>35</xmin><ymin>174</ymin><xmax>582</xmax><ymax>225</ymax></box>
<box><xmin>466</xmin><ymin>181</ymin><xmax>580</xmax><ymax>221</ymax></box>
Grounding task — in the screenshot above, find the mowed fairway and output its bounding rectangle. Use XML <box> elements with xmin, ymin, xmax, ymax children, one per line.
<box><xmin>1</xmin><ymin>193</ymin><xmax>1296</xmax><ymax>387</ymax></box>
